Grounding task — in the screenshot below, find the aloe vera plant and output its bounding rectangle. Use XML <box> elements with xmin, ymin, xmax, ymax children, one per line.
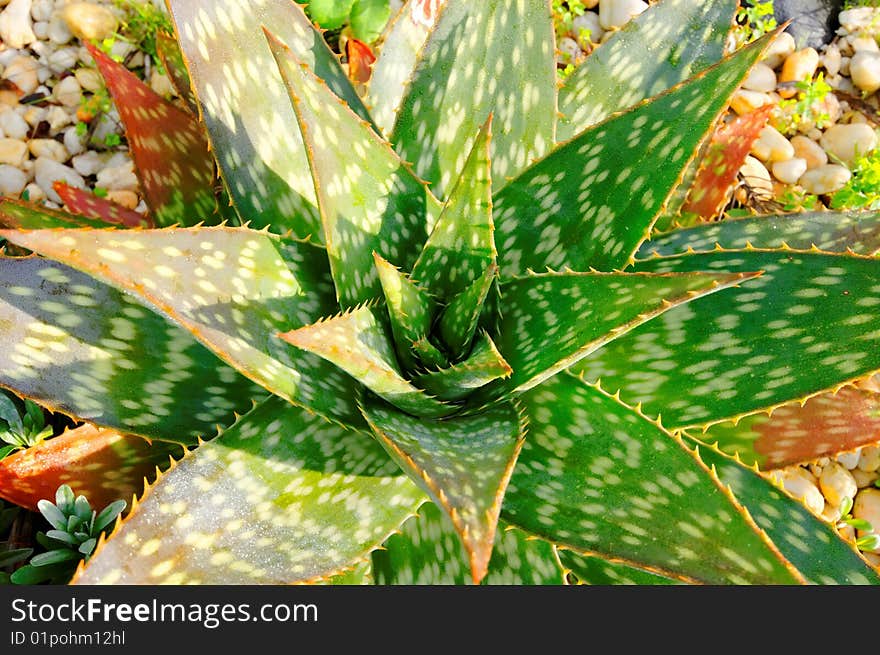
<box><xmin>1</xmin><ymin>0</ymin><xmax>880</xmax><ymax>585</ymax></box>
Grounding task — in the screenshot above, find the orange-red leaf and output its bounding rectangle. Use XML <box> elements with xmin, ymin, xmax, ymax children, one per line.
<box><xmin>346</xmin><ymin>38</ymin><xmax>376</xmax><ymax>85</ymax></box>
<box><xmin>53</xmin><ymin>182</ymin><xmax>153</xmax><ymax>228</ymax></box>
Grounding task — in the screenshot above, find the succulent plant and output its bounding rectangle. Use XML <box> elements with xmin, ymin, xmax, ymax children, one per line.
<box><xmin>1</xmin><ymin>0</ymin><xmax>880</xmax><ymax>585</ymax></box>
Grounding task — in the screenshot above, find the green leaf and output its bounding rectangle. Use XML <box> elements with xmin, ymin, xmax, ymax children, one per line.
<box><xmin>410</xmin><ymin>336</ymin><xmax>447</xmax><ymax>370</ymax></box>
<box><xmin>155</xmin><ymin>30</ymin><xmax>198</xmax><ymax>114</ymax></box>
<box><xmin>0</xmin><ymin>547</ymin><xmax>32</xmax><ymax>568</ymax></box>
<box><xmin>0</xmin><ymin>445</ymin><xmax>15</xmax><ymax>459</ymax></box>
<box><xmin>0</xmin><ymin>392</ymin><xmax>22</xmax><ymax>434</ymax></box>
<box><xmin>559</xmin><ymin>550</ymin><xmax>681</xmax><ymax>585</ymax></box>
<box><xmin>372</xmin><ymin>502</ymin><xmax>564</xmax><ymax>584</ymax></box>
<box><xmin>45</xmin><ymin>530</ymin><xmax>78</xmax><ymax>546</ymax></box>
<box><xmin>269</xmin><ymin>31</ymin><xmax>428</xmax><ymax>308</ymax></box>
<box><xmin>55</xmin><ymin>484</ymin><xmax>74</xmax><ymax>514</ymax></box>
<box><xmin>574</xmin><ymin>249</ymin><xmax>880</xmax><ymax>429</ymax></box>
<box><xmin>279</xmin><ymin>305</ymin><xmax>454</xmax><ymax>418</ymax></box>
<box><xmin>350</xmin><ymin>0</ymin><xmax>391</xmax><ymax>43</ymax></box>
<box><xmin>696</xmin><ymin>443</ymin><xmax>880</xmax><ymax>584</ymax></box>
<box><xmin>437</xmin><ymin>263</ymin><xmax>497</xmax><ymax>358</ymax></box>
<box><xmin>29</xmin><ymin>549</ymin><xmax>81</xmax><ymax>567</ymax></box>
<box><xmin>10</xmin><ymin>561</ymin><xmax>74</xmax><ymax>584</ymax></box>
<box><xmin>166</xmin><ymin>0</ymin><xmax>372</xmax><ymax>238</ymax></box>
<box><xmin>0</xmin><ymin>198</ymin><xmax>116</xmax><ymax>229</ymax></box>
<box><xmin>468</xmin><ymin>269</ymin><xmax>759</xmax><ymax>408</ymax></box>
<box><xmin>73</xmin><ymin>396</ymin><xmax>426</xmax><ymax>584</ymax></box>
<box><xmin>86</xmin><ymin>44</ymin><xmax>217</xmax><ymax>228</ymax></box>
<box><xmin>78</xmin><ymin>538</ymin><xmax>97</xmax><ymax>556</ymax></box>
<box><xmin>0</xmin><ymin>256</ymin><xmax>261</xmax><ymax>443</ymax></box>
<box><xmin>366</xmin><ymin>0</ymin><xmax>436</xmax><ymax>137</ymax></box>
<box><xmin>36</xmin><ymin>500</ymin><xmax>68</xmax><ymax>532</ymax></box>
<box><xmin>94</xmin><ymin>500</ymin><xmax>127</xmax><ymax>533</ymax></box>
<box><xmin>494</xmin><ymin>35</ymin><xmax>769</xmax><ymax>277</ymax></box>
<box><xmin>411</xmin><ymin>117</ymin><xmax>495</xmax><ymax>299</ymax></box>
<box><xmin>391</xmin><ymin>0</ymin><xmax>556</xmax><ymax>198</ymax></box>
<box><xmin>361</xmin><ymin>396</ymin><xmax>525</xmax><ymax>583</ymax></box>
<box><xmin>413</xmin><ymin>331</ymin><xmax>511</xmax><ymax>402</ymax></box>
<box><xmin>504</xmin><ymin>374</ymin><xmax>803</xmax><ymax>584</ymax></box>
<box><xmin>305</xmin><ymin>0</ymin><xmax>356</xmax><ymax>29</ymax></box>
<box><xmin>685</xmin><ymin>386</ymin><xmax>880</xmax><ymax>469</ymax></box>
<box><xmin>0</xmin><ymin>226</ymin><xmax>365</xmax><ymax>430</ymax></box>
<box><xmin>557</xmin><ymin>0</ymin><xmax>737</xmax><ymax>141</ymax></box>
<box><xmin>640</xmin><ymin>211</ymin><xmax>880</xmax><ymax>258</ymax></box>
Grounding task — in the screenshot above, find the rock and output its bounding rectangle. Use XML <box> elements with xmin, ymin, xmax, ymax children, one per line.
<box><xmin>0</xmin><ymin>108</ymin><xmax>29</xmax><ymax>140</ymax></box>
<box><xmin>45</xmin><ymin>105</ymin><xmax>70</xmax><ymax>133</ymax></box>
<box><xmin>740</xmin><ymin>155</ymin><xmax>774</xmax><ymax>200</ymax></box>
<box><xmin>763</xmin><ymin>31</ymin><xmax>796</xmax><ymax>70</ymax></box>
<box><xmin>28</xmin><ymin>137</ymin><xmax>67</xmax><ymax>162</ymax></box>
<box><xmin>29</xmin><ymin>0</ymin><xmax>50</xmax><ymax>22</ymax></box>
<box><xmin>2</xmin><ymin>54</ymin><xmax>40</xmax><ymax>94</ymax></box>
<box><xmin>53</xmin><ymin>74</ymin><xmax>81</xmax><ymax>107</ymax></box>
<box><xmin>778</xmin><ymin>468</ymin><xmax>825</xmax><ymax>515</ymax></box>
<box><xmin>149</xmin><ymin>70</ymin><xmax>175</xmax><ymax>98</ymax></box>
<box><xmin>571</xmin><ymin>11</ymin><xmax>603</xmax><ymax>47</ymax></box>
<box><xmin>819</xmin><ymin>461</ymin><xmax>858</xmax><ymax>509</ymax></box>
<box><xmin>74</xmin><ymin>66</ymin><xmax>103</xmax><ymax>93</ymax></box>
<box><xmin>839</xmin><ymin>7</ymin><xmax>880</xmax><ymax>34</ymax></box>
<box><xmin>742</xmin><ymin>62</ymin><xmax>777</xmax><ymax>93</ymax></box>
<box><xmin>22</xmin><ymin>182</ymin><xmax>44</xmax><ymax>203</ymax></box>
<box><xmin>0</xmin><ymin>137</ymin><xmax>27</xmax><ymax>166</ymax></box>
<box><xmin>853</xmin><ymin>488</ymin><xmax>880</xmax><ymax>552</ymax></box>
<box><xmin>96</xmin><ymin>161</ymin><xmax>139</xmax><ymax>191</ymax></box>
<box><xmin>34</xmin><ymin>156</ymin><xmax>85</xmax><ymax>202</ymax></box>
<box><xmin>106</xmin><ymin>189</ymin><xmax>139</xmax><ymax>209</ymax></box>
<box><xmin>819</xmin><ymin>122</ymin><xmax>878</xmax><ymax>165</ymax></box>
<box><xmin>47</xmin><ymin>46</ymin><xmax>78</xmax><ymax>75</ymax></box>
<box><xmin>790</xmin><ymin>134</ymin><xmax>828</xmax><ymax>169</ymax></box>
<box><xmin>858</xmin><ymin>445</ymin><xmax>880</xmax><ymax>472</ymax></box>
<box><xmin>764</xmin><ymin>0</ymin><xmax>844</xmax><ymax>50</ymax></box>
<box><xmin>0</xmin><ymin>163</ymin><xmax>26</xmax><ymax>195</ymax></box>
<box><xmin>598</xmin><ymin>0</ymin><xmax>647</xmax><ymax>30</ymax></box>
<box><xmin>850</xmin><ymin>51</ymin><xmax>880</xmax><ymax>95</ymax></box>
<box><xmin>851</xmin><ymin>468</ymin><xmax>878</xmax><ymax>489</ymax></box>
<box><xmin>21</xmin><ymin>106</ymin><xmax>45</xmax><ymax>128</ymax></box>
<box><xmin>730</xmin><ymin>89</ymin><xmax>774</xmax><ymax>115</ymax></box>
<box><xmin>557</xmin><ymin>36</ymin><xmax>581</xmax><ymax>66</ymax></box>
<box><xmin>779</xmin><ymin>48</ymin><xmax>820</xmax><ymax>98</ymax></box>
<box><xmin>47</xmin><ymin>15</ymin><xmax>72</xmax><ymax>45</ymax></box>
<box><xmin>62</xmin><ymin>125</ymin><xmax>85</xmax><ymax>157</ymax></box>
<box><xmin>751</xmin><ymin>125</ymin><xmax>795</xmax><ymax>162</ymax></box>
<box><xmin>0</xmin><ymin>0</ymin><xmax>36</xmax><ymax>49</ymax></box>
<box><xmin>61</xmin><ymin>2</ymin><xmax>118</xmax><ymax>42</ymax></box>
<box><xmin>798</xmin><ymin>163</ymin><xmax>852</xmax><ymax>194</ymax></box>
<box><xmin>821</xmin><ymin>43</ymin><xmax>841</xmax><ymax>76</ymax></box>
<box><xmin>31</xmin><ymin>18</ymin><xmax>46</xmax><ymax>39</ymax></box>
<box><xmin>771</xmin><ymin>157</ymin><xmax>808</xmax><ymax>184</ymax></box>
<box><xmin>850</xmin><ymin>34</ymin><xmax>880</xmax><ymax>53</ymax></box>
<box><xmin>71</xmin><ymin>151</ymin><xmax>105</xmax><ymax>177</ymax></box>
<box><xmin>837</xmin><ymin>449</ymin><xmax>862</xmax><ymax>470</ymax></box>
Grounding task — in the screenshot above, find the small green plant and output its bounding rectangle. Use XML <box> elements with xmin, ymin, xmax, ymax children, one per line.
<box><xmin>734</xmin><ymin>0</ymin><xmax>777</xmax><ymax>46</ymax></box>
<box><xmin>108</xmin><ymin>0</ymin><xmax>175</xmax><ymax>70</ymax></box>
<box><xmin>551</xmin><ymin>0</ymin><xmax>587</xmax><ymax>39</ymax></box>
<box><xmin>0</xmin><ymin>500</ymin><xmax>31</xmax><ymax>585</ymax></box>
<box><xmin>832</xmin><ymin>145</ymin><xmax>880</xmax><ymax>210</ymax></box>
<box><xmin>9</xmin><ymin>485</ymin><xmax>125</xmax><ymax>585</ymax></box>
<box><xmin>304</xmin><ymin>0</ymin><xmax>391</xmax><ymax>44</ymax></box>
<box><xmin>837</xmin><ymin>497</ymin><xmax>880</xmax><ymax>552</ymax></box>
<box><xmin>775</xmin><ymin>72</ymin><xmax>833</xmax><ymax>135</ymax></box>
<box><xmin>779</xmin><ymin>186</ymin><xmax>820</xmax><ymax>212</ymax></box>
<box><xmin>0</xmin><ymin>393</ymin><xmax>52</xmax><ymax>460</ymax></box>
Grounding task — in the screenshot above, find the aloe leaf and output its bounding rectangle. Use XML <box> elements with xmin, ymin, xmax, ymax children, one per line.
<box><xmin>366</xmin><ymin>0</ymin><xmax>436</xmax><ymax>137</ymax></box>
<box><xmin>413</xmin><ymin>331</ymin><xmax>511</xmax><ymax>401</ymax></box>
<box><xmin>373</xmin><ymin>253</ymin><xmax>437</xmax><ymax>370</ymax></box>
<box><xmin>72</xmin><ymin>396</ymin><xmax>425</xmax><ymax>584</ymax></box>
<box><xmin>53</xmin><ymin>182</ymin><xmax>152</xmax><ymax>228</ymax></box>
<box><xmin>559</xmin><ymin>550</ymin><xmax>681</xmax><ymax>585</ymax></box>
<box><xmin>504</xmin><ymin>374</ymin><xmax>803</xmax><ymax>584</ymax></box>
<box><xmin>640</xmin><ymin>211</ymin><xmax>880</xmax><ymax>258</ymax></box>
<box><xmin>493</xmin><ymin>36</ymin><xmax>768</xmax><ymax>277</ymax></box>
<box><xmin>556</xmin><ymin>0</ymin><xmax>737</xmax><ymax>141</ymax></box>
<box><xmin>0</xmin><ymin>226</ymin><xmax>365</xmax><ymax>429</ymax></box>
<box><xmin>166</xmin><ymin>0</ymin><xmax>372</xmax><ymax>238</ymax></box>
<box><xmin>468</xmin><ymin>269</ymin><xmax>759</xmax><ymax>407</ymax></box>
<box><xmin>437</xmin><ymin>263</ymin><xmax>497</xmax><ymax>358</ymax></box>
<box><xmin>361</xmin><ymin>396</ymin><xmax>525</xmax><ymax>583</ymax></box>
<box><xmin>574</xmin><ymin>249</ymin><xmax>880</xmax><ymax>429</ymax></box>
<box><xmin>318</xmin><ymin>560</ymin><xmax>374</xmax><ymax>585</ymax></box>
<box><xmin>0</xmin><ymin>198</ymin><xmax>114</xmax><ymax>229</ymax></box>
<box><xmin>696</xmin><ymin>443</ymin><xmax>880</xmax><ymax>584</ymax></box>
<box><xmin>411</xmin><ymin>336</ymin><xmax>447</xmax><ymax>370</ymax></box>
<box><xmin>686</xmin><ymin>386</ymin><xmax>880</xmax><ymax>470</ymax></box>
<box><xmin>86</xmin><ymin>44</ymin><xmax>217</xmax><ymax>228</ymax></box>
<box><xmin>279</xmin><ymin>305</ymin><xmax>454</xmax><ymax>419</ymax></box>
<box><xmin>268</xmin><ymin>32</ymin><xmax>428</xmax><ymax>308</ymax></box>
<box><xmin>155</xmin><ymin>29</ymin><xmax>197</xmax><ymax>114</ymax></box>
<box><xmin>0</xmin><ymin>256</ymin><xmax>259</xmax><ymax>442</ymax></box>
<box><xmin>0</xmin><ymin>424</ymin><xmax>180</xmax><ymax>512</ymax></box>
<box><xmin>411</xmin><ymin>117</ymin><xmax>495</xmax><ymax>299</ymax></box>
<box><xmin>391</xmin><ymin>0</ymin><xmax>556</xmax><ymax>198</ymax></box>
<box><xmin>372</xmin><ymin>502</ymin><xmax>564</xmax><ymax>585</ymax></box>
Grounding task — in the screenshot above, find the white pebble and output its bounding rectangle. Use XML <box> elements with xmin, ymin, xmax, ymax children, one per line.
<box><xmin>779</xmin><ymin>469</ymin><xmax>825</xmax><ymax>515</ymax></box>
<box><xmin>839</xmin><ymin>7</ymin><xmax>880</xmax><ymax>34</ymax></box>
<box><xmin>790</xmin><ymin>134</ymin><xmax>828</xmax><ymax>169</ymax></box>
<box><xmin>837</xmin><ymin>449</ymin><xmax>862</xmax><ymax>470</ymax></box>
<box><xmin>858</xmin><ymin>445</ymin><xmax>880</xmax><ymax>472</ymax></box>
<box><xmin>851</xmin><ymin>468</ymin><xmax>878</xmax><ymax>489</ymax></box>
<box><xmin>30</xmin><ymin>18</ymin><xmax>45</xmax><ymax>39</ymax></box>
<box><xmin>819</xmin><ymin>461</ymin><xmax>858</xmax><ymax>509</ymax></box>
<box><xmin>28</xmin><ymin>137</ymin><xmax>66</xmax><ymax>162</ymax></box>
<box><xmin>22</xmin><ymin>182</ymin><xmax>44</xmax><ymax>203</ymax></box>
<box><xmin>0</xmin><ymin>163</ymin><xmax>26</xmax><ymax>195</ymax></box>
<box><xmin>74</xmin><ymin>66</ymin><xmax>102</xmax><ymax>93</ymax></box>
<box><xmin>149</xmin><ymin>70</ymin><xmax>175</xmax><ymax>98</ymax></box>
<box><xmin>28</xmin><ymin>0</ymin><xmax>51</xmax><ymax>22</ymax></box>
<box><xmin>850</xmin><ymin>51</ymin><xmax>880</xmax><ymax>95</ymax></box>
<box><xmin>572</xmin><ymin>11</ymin><xmax>603</xmax><ymax>47</ymax></box>
<box><xmin>2</xmin><ymin>54</ymin><xmax>39</xmax><ymax>94</ymax></box>
<box><xmin>21</xmin><ymin>105</ymin><xmax>45</xmax><ymax>128</ymax></box>
<box><xmin>46</xmin><ymin>14</ymin><xmax>72</xmax><ymax>45</ymax></box>
<box><xmin>45</xmin><ymin>105</ymin><xmax>70</xmax><ymax>133</ymax></box>
<box><xmin>62</xmin><ymin>125</ymin><xmax>85</xmax><ymax>157</ymax></box>
<box><xmin>96</xmin><ymin>161</ymin><xmax>139</xmax><ymax>191</ymax></box>
<box><xmin>0</xmin><ymin>0</ymin><xmax>36</xmax><ymax>49</ymax></box>
<box><xmin>0</xmin><ymin>108</ymin><xmax>28</xmax><ymax>140</ymax></box>
<box><xmin>819</xmin><ymin>123</ymin><xmax>878</xmax><ymax>166</ymax></box>
<box><xmin>106</xmin><ymin>189</ymin><xmax>139</xmax><ymax>209</ymax></box>
<box><xmin>771</xmin><ymin>157</ymin><xmax>807</xmax><ymax>184</ymax></box>
<box><xmin>34</xmin><ymin>156</ymin><xmax>85</xmax><ymax>202</ymax></box>
<box><xmin>0</xmin><ymin>137</ymin><xmax>27</xmax><ymax>166</ymax></box>
<box><xmin>743</xmin><ymin>62</ymin><xmax>777</xmax><ymax>93</ymax></box>
<box><xmin>798</xmin><ymin>164</ymin><xmax>852</xmax><ymax>194</ymax></box>
<box><xmin>598</xmin><ymin>0</ymin><xmax>647</xmax><ymax>30</ymax></box>
<box><xmin>60</xmin><ymin>2</ymin><xmax>118</xmax><ymax>41</ymax></box>
<box><xmin>53</xmin><ymin>74</ymin><xmax>81</xmax><ymax>107</ymax></box>
<box><xmin>853</xmin><ymin>488</ymin><xmax>880</xmax><ymax>552</ymax></box>
<box><xmin>740</xmin><ymin>155</ymin><xmax>774</xmax><ymax>199</ymax></box>
<box><xmin>821</xmin><ymin>44</ymin><xmax>842</xmax><ymax>77</ymax></box>
<box><xmin>763</xmin><ymin>31</ymin><xmax>796</xmax><ymax>70</ymax></box>
<box><xmin>46</xmin><ymin>46</ymin><xmax>78</xmax><ymax>75</ymax></box>
<box><xmin>557</xmin><ymin>36</ymin><xmax>581</xmax><ymax>65</ymax></box>
<box><xmin>751</xmin><ymin>125</ymin><xmax>795</xmax><ymax>162</ymax></box>
<box><xmin>71</xmin><ymin>150</ymin><xmax>105</xmax><ymax>177</ymax></box>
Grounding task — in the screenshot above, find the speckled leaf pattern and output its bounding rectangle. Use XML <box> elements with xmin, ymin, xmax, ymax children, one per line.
<box><xmin>0</xmin><ymin>227</ymin><xmax>365</xmax><ymax>429</ymax></box>
<box><xmin>86</xmin><ymin>44</ymin><xmax>216</xmax><ymax>228</ymax></box>
<box><xmin>682</xmin><ymin>105</ymin><xmax>776</xmax><ymax>219</ymax></box>
<box><xmin>411</xmin><ymin>117</ymin><xmax>495</xmax><ymax>299</ymax></box>
<box><xmin>696</xmin><ymin>443</ymin><xmax>880</xmax><ymax>584</ymax></box>
<box><xmin>73</xmin><ymin>396</ymin><xmax>426</xmax><ymax>585</ymax></box>
<box><xmin>505</xmin><ymin>375</ymin><xmax>803</xmax><ymax>584</ymax></box>
<box><xmin>372</xmin><ymin>502</ymin><xmax>564</xmax><ymax>584</ymax></box>
<box><xmin>269</xmin><ymin>33</ymin><xmax>428</xmax><ymax>308</ymax></box>
<box><xmin>361</xmin><ymin>396</ymin><xmax>525</xmax><ymax>583</ymax></box>
<box><xmin>494</xmin><ymin>37</ymin><xmax>768</xmax><ymax>277</ymax></box>
<box><xmin>53</xmin><ymin>182</ymin><xmax>152</xmax><ymax>228</ymax></box>
<box><xmin>0</xmin><ymin>256</ymin><xmax>259</xmax><ymax>442</ymax></box>
<box><xmin>556</xmin><ymin>0</ymin><xmax>737</xmax><ymax>141</ymax></box>
<box><xmin>155</xmin><ymin>29</ymin><xmax>198</xmax><ymax>114</ymax></box>
<box><xmin>167</xmin><ymin>0</ymin><xmax>371</xmax><ymax>238</ymax></box>
<box><xmin>574</xmin><ymin>250</ymin><xmax>880</xmax><ymax>429</ymax></box>
<box><xmin>391</xmin><ymin>0</ymin><xmax>556</xmax><ymax>198</ymax></box>
<box><xmin>469</xmin><ymin>270</ymin><xmax>758</xmax><ymax>407</ymax></box>
<box><xmin>413</xmin><ymin>332</ymin><xmax>511</xmax><ymax>402</ymax></box>
<box><xmin>279</xmin><ymin>306</ymin><xmax>454</xmax><ymax>419</ymax></box>
<box><xmin>688</xmin><ymin>386</ymin><xmax>880</xmax><ymax>469</ymax></box>
<box><xmin>639</xmin><ymin>211</ymin><xmax>880</xmax><ymax>258</ymax></box>
<box><xmin>0</xmin><ymin>198</ymin><xmax>113</xmax><ymax>229</ymax></box>
<box><xmin>366</xmin><ymin>0</ymin><xmax>436</xmax><ymax>137</ymax></box>
<box><xmin>0</xmin><ymin>424</ymin><xmax>181</xmax><ymax>512</ymax></box>
<box><xmin>559</xmin><ymin>550</ymin><xmax>680</xmax><ymax>585</ymax></box>
<box><xmin>411</xmin><ymin>336</ymin><xmax>447</xmax><ymax>369</ymax></box>
<box><xmin>437</xmin><ymin>263</ymin><xmax>497</xmax><ymax>358</ymax></box>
